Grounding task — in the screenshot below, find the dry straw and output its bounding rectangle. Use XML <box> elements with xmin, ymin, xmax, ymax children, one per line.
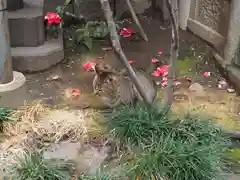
<box><xmin>3</xmin><ymin>101</ymin><xmax>48</xmax><ymax>137</ymax></box>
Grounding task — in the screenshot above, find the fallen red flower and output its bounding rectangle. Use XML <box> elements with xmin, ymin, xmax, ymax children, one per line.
<box><xmin>128</xmin><ymin>60</ymin><xmax>134</xmax><ymax>64</ymax></box>
<box><xmin>151</xmin><ymin>71</ymin><xmax>161</xmax><ymax>77</ymax></box>
<box><xmin>174</xmin><ymin>80</ymin><xmax>181</xmax><ymax>86</ymax></box>
<box><xmin>44</xmin><ymin>12</ymin><xmax>62</xmax><ymax>25</ymax></box>
<box><xmin>71</xmin><ymin>88</ymin><xmax>81</xmax><ymax>98</ymax></box>
<box><xmin>82</xmin><ymin>61</ymin><xmax>96</xmax><ymax>71</ymax></box>
<box><xmin>185</xmin><ymin>77</ymin><xmax>192</xmax><ymax>82</ymax></box>
<box><xmin>157</xmin><ymin>51</ymin><xmax>164</xmax><ymax>55</ymax></box>
<box><xmin>151</xmin><ymin>58</ymin><xmax>159</xmax><ymax>64</ymax></box>
<box><xmin>157</xmin><ymin>65</ymin><xmax>168</xmax><ymax>77</ymax></box>
<box><xmin>203</xmin><ymin>71</ymin><xmax>211</xmax><ymax>77</ymax></box>
<box><xmin>160</xmin><ymin>79</ymin><xmax>168</xmax><ymax>87</ymax></box>
<box><xmin>120</xmin><ymin>28</ymin><xmax>135</xmax><ymax>38</ymax></box>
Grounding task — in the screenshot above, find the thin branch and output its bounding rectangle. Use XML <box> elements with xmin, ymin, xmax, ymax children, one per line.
<box><xmin>125</xmin><ymin>0</ymin><xmax>148</xmax><ymax>41</ymax></box>
<box><xmin>166</xmin><ymin>0</ymin><xmax>179</xmax><ymax>49</ymax></box>
<box><xmin>99</xmin><ymin>0</ymin><xmax>152</xmax><ymax>106</ymax></box>
<box><xmin>164</xmin><ymin>0</ymin><xmax>179</xmax><ymax>108</ymax></box>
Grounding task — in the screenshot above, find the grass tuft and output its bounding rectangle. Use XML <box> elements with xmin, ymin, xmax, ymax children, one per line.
<box><xmin>106</xmin><ymin>103</ymin><xmax>173</xmax><ymax>146</ymax></box>
<box><xmin>106</xmin><ymin>103</ymin><xmax>230</xmax><ymax>180</ymax></box>
<box><xmin>0</xmin><ymin>107</ymin><xmax>15</xmax><ymax>132</ymax></box>
<box><xmin>6</xmin><ymin>150</ymin><xmax>71</xmax><ymax>180</ymax></box>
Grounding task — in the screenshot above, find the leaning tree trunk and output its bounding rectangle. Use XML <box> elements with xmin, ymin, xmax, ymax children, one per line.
<box><xmin>100</xmin><ymin>0</ymin><xmax>152</xmax><ymax>106</ymax></box>
<box><xmin>164</xmin><ymin>0</ymin><xmax>179</xmax><ymax>108</ymax></box>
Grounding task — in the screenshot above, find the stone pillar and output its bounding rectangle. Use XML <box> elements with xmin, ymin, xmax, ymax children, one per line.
<box><xmin>0</xmin><ymin>0</ymin><xmax>13</xmax><ymax>84</ymax></box>
<box><xmin>0</xmin><ymin>0</ymin><xmax>26</xmax><ymax>107</ymax></box>
<box><xmin>178</xmin><ymin>0</ymin><xmax>191</xmax><ymax>30</ymax></box>
<box><xmin>224</xmin><ymin>0</ymin><xmax>240</xmax><ymax>65</ymax></box>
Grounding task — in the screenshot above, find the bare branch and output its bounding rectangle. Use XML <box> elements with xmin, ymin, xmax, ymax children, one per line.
<box><xmin>164</xmin><ymin>0</ymin><xmax>179</xmax><ymax>108</ymax></box>
<box><xmin>125</xmin><ymin>0</ymin><xmax>148</xmax><ymax>41</ymax></box>
<box><xmin>166</xmin><ymin>0</ymin><xmax>179</xmax><ymax>49</ymax></box>
<box><xmin>99</xmin><ymin>0</ymin><xmax>152</xmax><ymax>106</ymax></box>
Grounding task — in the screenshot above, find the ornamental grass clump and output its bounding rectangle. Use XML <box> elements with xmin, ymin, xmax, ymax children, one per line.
<box><xmin>106</xmin><ymin>103</ymin><xmax>173</xmax><ymax>146</ymax></box>
<box><xmin>106</xmin><ymin>103</ymin><xmax>230</xmax><ymax>180</ymax></box>
<box><xmin>6</xmin><ymin>151</ymin><xmax>70</xmax><ymax>180</ymax></box>
<box><xmin>0</xmin><ymin>107</ymin><xmax>15</xmax><ymax>132</ymax></box>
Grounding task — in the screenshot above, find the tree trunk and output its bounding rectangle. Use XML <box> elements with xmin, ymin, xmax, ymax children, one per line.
<box><xmin>99</xmin><ymin>0</ymin><xmax>152</xmax><ymax>106</ymax></box>
<box><xmin>164</xmin><ymin>0</ymin><xmax>179</xmax><ymax>108</ymax></box>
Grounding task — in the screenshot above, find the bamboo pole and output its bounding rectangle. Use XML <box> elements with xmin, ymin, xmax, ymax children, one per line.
<box><xmin>0</xmin><ymin>0</ymin><xmax>13</xmax><ymax>84</ymax></box>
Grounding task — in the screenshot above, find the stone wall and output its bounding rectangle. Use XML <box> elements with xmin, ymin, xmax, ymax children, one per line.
<box><xmin>192</xmin><ymin>0</ymin><xmax>230</xmax><ymax>37</ymax></box>
<box><xmin>187</xmin><ymin>0</ymin><xmax>230</xmax><ymax>56</ymax></box>
<box><xmin>224</xmin><ymin>0</ymin><xmax>240</xmax><ymax>65</ymax></box>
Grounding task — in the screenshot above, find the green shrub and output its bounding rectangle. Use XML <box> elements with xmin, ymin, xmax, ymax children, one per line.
<box><xmin>106</xmin><ymin>103</ymin><xmax>230</xmax><ymax>180</ymax></box>
<box><xmin>6</xmin><ymin>151</ymin><xmax>70</xmax><ymax>180</ymax></box>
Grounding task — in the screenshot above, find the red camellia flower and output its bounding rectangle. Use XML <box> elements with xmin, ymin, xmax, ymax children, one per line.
<box><xmin>128</xmin><ymin>60</ymin><xmax>134</xmax><ymax>64</ymax></box>
<box><xmin>82</xmin><ymin>61</ymin><xmax>96</xmax><ymax>71</ymax></box>
<box><xmin>151</xmin><ymin>71</ymin><xmax>161</xmax><ymax>77</ymax></box>
<box><xmin>151</xmin><ymin>58</ymin><xmax>159</xmax><ymax>64</ymax></box>
<box><xmin>185</xmin><ymin>77</ymin><xmax>192</xmax><ymax>82</ymax></box>
<box><xmin>174</xmin><ymin>80</ymin><xmax>181</xmax><ymax>86</ymax></box>
<box><xmin>157</xmin><ymin>65</ymin><xmax>168</xmax><ymax>77</ymax></box>
<box><xmin>157</xmin><ymin>51</ymin><xmax>164</xmax><ymax>55</ymax></box>
<box><xmin>45</xmin><ymin>12</ymin><xmax>62</xmax><ymax>25</ymax></box>
<box><xmin>161</xmin><ymin>78</ymin><xmax>168</xmax><ymax>87</ymax></box>
<box><xmin>120</xmin><ymin>28</ymin><xmax>135</xmax><ymax>37</ymax></box>
<box><xmin>203</xmin><ymin>71</ymin><xmax>211</xmax><ymax>77</ymax></box>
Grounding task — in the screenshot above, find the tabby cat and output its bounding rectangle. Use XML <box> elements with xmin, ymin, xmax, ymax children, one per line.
<box><xmin>93</xmin><ymin>62</ymin><xmax>156</xmax><ymax>108</ymax></box>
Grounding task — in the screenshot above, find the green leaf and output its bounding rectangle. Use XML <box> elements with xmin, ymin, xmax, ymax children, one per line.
<box><xmin>74</xmin><ymin>29</ymin><xmax>85</xmax><ymax>43</ymax></box>
<box><xmin>90</xmin><ymin>22</ymin><xmax>109</xmax><ymax>38</ymax></box>
<box><xmin>83</xmin><ymin>36</ymin><xmax>93</xmax><ymax>50</ymax></box>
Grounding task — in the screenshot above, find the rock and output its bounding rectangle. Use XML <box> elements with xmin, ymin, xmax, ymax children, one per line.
<box><xmin>218</xmin><ymin>80</ymin><xmax>228</xmax><ymax>90</ymax></box>
<box><xmin>227</xmin><ymin>88</ymin><xmax>235</xmax><ymax>93</ymax></box>
<box><xmin>43</xmin><ymin>141</ymin><xmax>82</xmax><ymax>161</ymax></box>
<box><xmin>189</xmin><ymin>83</ymin><xmax>205</xmax><ymax>96</ymax></box>
<box><xmin>74</xmin><ymin>145</ymin><xmax>109</xmax><ymax>175</ymax></box>
<box><xmin>43</xmin><ymin>141</ymin><xmax>110</xmax><ymax>176</ymax></box>
<box><xmin>47</xmin><ymin>74</ymin><xmax>60</xmax><ymax>81</ymax></box>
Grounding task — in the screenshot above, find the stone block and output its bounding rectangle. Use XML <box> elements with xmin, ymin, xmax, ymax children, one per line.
<box><xmin>23</xmin><ymin>0</ymin><xmax>44</xmax><ymax>8</ymax></box>
<box><xmin>0</xmin><ymin>71</ymin><xmax>27</xmax><ymax>108</ymax></box>
<box><xmin>8</xmin><ymin>7</ymin><xmax>44</xmax><ymax>47</ymax></box>
<box><xmin>11</xmin><ymin>39</ymin><xmax>64</xmax><ymax>72</ymax></box>
<box><xmin>7</xmin><ymin>0</ymin><xmax>24</xmax><ymax>11</ymax></box>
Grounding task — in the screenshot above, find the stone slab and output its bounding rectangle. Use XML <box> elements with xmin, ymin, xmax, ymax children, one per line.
<box><xmin>8</xmin><ymin>7</ymin><xmax>44</xmax><ymax>47</ymax></box>
<box><xmin>11</xmin><ymin>39</ymin><xmax>64</xmax><ymax>72</ymax></box>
